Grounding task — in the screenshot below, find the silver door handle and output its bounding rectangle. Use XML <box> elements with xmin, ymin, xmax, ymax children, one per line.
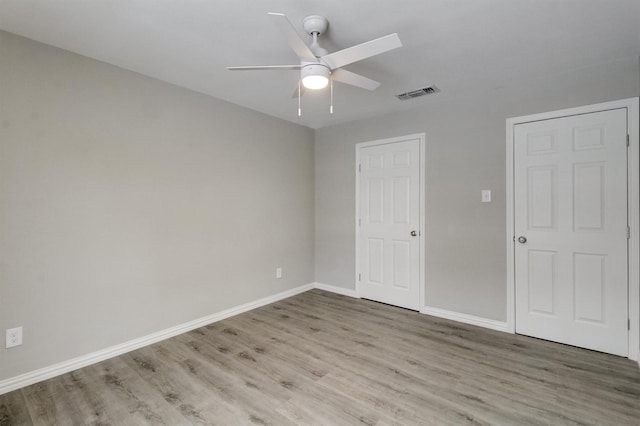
<box><xmin>410</xmin><ymin>230</ymin><xmax>417</xmax><ymax>237</ymax></box>
<box><xmin>518</xmin><ymin>236</ymin><xmax>527</xmax><ymax>244</ymax></box>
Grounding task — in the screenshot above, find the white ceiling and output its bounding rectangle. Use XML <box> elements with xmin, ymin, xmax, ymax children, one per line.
<box><xmin>1</xmin><ymin>0</ymin><xmax>639</xmax><ymax>129</ymax></box>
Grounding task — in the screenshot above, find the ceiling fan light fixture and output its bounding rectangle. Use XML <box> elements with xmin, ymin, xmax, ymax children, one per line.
<box><xmin>301</xmin><ymin>64</ymin><xmax>330</xmax><ymax>90</ymax></box>
<box><xmin>302</xmin><ymin>75</ymin><xmax>329</xmax><ymax>90</ymax></box>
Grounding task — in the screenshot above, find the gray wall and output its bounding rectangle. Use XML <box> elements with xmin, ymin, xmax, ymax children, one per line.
<box><xmin>0</xmin><ymin>31</ymin><xmax>314</xmax><ymax>381</ymax></box>
<box><xmin>315</xmin><ymin>56</ymin><xmax>640</xmax><ymax>322</ymax></box>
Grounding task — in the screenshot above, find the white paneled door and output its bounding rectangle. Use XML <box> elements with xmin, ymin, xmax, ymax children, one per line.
<box><xmin>514</xmin><ymin>108</ymin><xmax>629</xmax><ymax>356</ymax></box>
<box><xmin>358</xmin><ymin>137</ymin><xmax>421</xmax><ymax>310</ymax></box>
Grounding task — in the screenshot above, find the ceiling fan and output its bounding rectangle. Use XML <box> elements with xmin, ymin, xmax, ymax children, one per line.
<box><xmin>227</xmin><ymin>13</ymin><xmax>402</xmax><ymax>113</ymax></box>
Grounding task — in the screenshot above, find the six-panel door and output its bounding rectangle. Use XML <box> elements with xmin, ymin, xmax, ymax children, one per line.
<box><xmin>358</xmin><ymin>138</ymin><xmax>421</xmax><ymax>310</ymax></box>
<box><xmin>514</xmin><ymin>108</ymin><xmax>628</xmax><ymax>356</ymax></box>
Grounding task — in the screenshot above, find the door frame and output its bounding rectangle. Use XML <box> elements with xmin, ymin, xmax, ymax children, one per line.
<box><xmin>355</xmin><ymin>133</ymin><xmax>426</xmax><ymax>308</ymax></box>
<box><xmin>506</xmin><ymin>98</ymin><xmax>639</xmax><ymax>361</ymax></box>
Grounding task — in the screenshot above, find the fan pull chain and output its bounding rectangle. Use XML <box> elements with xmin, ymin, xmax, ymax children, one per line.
<box><xmin>329</xmin><ymin>73</ymin><xmax>334</xmax><ymax>114</ymax></box>
<box><xmin>298</xmin><ymin>79</ymin><xmax>302</xmax><ymax>117</ymax></box>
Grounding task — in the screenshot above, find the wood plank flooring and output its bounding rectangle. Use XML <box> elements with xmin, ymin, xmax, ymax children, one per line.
<box><xmin>1</xmin><ymin>289</ymin><xmax>639</xmax><ymax>425</ymax></box>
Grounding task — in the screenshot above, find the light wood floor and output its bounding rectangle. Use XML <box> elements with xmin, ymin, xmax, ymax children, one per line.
<box><xmin>1</xmin><ymin>289</ymin><xmax>639</xmax><ymax>425</ymax></box>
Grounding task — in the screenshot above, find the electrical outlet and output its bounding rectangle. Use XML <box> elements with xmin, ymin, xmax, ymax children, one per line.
<box><xmin>276</xmin><ymin>267</ymin><xmax>282</xmax><ymax>279</ymax></box>
<box><xmin>6</xmin><ymin>326</ymin><xmax>23</xmax><ymax>348</ymax></box>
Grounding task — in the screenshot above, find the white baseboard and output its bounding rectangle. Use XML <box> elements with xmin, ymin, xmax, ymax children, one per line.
<box><xmin>312</xmin><ymin>283</ymin><xmax>509</xmax><ymax>335</ymax></box>
<box><xmin>0</xmin><ymin>283</ymin><xmax>314</xmax><ymax>396</ymax></box>
<box><xmin>421</xmin><ymin>306</ymin><xmax>509</xmax><ymax>333</ymax></box>
<box><xmin>313</xmin><ymin>282</ymin><xmax>358</xmax><ymax>298</ymax></box>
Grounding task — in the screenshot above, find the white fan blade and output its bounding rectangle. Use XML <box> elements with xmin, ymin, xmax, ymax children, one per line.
<box><xmin>268</xmin><ymin>12</ymin><xmax>317</xmax><ymax>62</ymax></box>
<box><xmin>332</xmin><ymin>68</ymin><xmax>380</xmax><ymax>91</ymax></box>
<box><xmin>227</xmin><ymin>65</ymin><xmax>302</xmax><ymax>71</ymax></box>
<box><xmin>322</xmin><ymin>33</ymin><xmax>402</xmax><ymax>69</ymax></box>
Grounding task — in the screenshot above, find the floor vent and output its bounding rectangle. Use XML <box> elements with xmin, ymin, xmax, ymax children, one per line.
<box><xmin>396</xmin><ymin>85</ymin><xmax>440</xmax><ymax>101</ymax></box>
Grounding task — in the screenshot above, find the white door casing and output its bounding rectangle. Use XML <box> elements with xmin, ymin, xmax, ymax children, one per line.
<box><xmin>356</xmin><ymin>134</ymin><xmax>425</xmax><ymax>311</ymax></box>
<box><xmin>507</xmin><ymin>98</ymin><xmax>640</xmax><ymax>361</ymax></box>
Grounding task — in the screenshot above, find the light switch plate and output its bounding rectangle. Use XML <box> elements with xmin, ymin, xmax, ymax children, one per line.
<box><xmin>481</xmin><ymin>190</ymin><xmax>491</xmax><ymax>203</ymax></box>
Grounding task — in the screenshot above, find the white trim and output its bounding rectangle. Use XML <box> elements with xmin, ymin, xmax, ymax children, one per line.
<box><xmin>506</xmin><ymin>97</ymin><xmax>639</xmax><ymax>361</ymax></box>
<box><xmin>314</xmin><ymin>281</ymin><xmax>512</xmax><ymax>335</ymax></box>
<box><xmin>506</xmin><ymin>112</ymin><xmax>516</xmax><ymax>334</ymax></box>
<box><xmin>355</xmin><ymin>133</ymin><xmax>426</xmax><ymax>309</ymax></box>
<box><xmin>627</xmin><ymin>98</ymin><xmax>639</xmax><ymax>362</ymax></box>
<box><xmin>0</xmin><ymin>283</ymin><xmax>314</xmax><ymax>396</ymax></box>
<box><xmin>313</xmin><ymin>282</ymin><xmax>359</xmax><ymax>298</ymax></box>
<box><xmin>421</xmin><ymin>306</ymin><xmax>509</xmax><ymax>333</ymax></box>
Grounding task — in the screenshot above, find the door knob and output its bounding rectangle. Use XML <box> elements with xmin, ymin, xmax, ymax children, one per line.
<box><xmin>410</xmin><ymin>230</ymin><xmax>417</xmax><ymax>237</ymax></box>
<box><xmin>518</xmin><ymin>236</ymin><xmax>527</xmax><ymax>244</ymax></box>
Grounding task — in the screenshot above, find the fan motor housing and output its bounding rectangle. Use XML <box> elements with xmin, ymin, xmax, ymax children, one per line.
<box><xmin>301</xmin><ymin>63</ymin><xmax>330</xmax><ymax>79</ymax></box>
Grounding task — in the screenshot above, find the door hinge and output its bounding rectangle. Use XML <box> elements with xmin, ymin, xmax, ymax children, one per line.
<box><xmin>627</xmin><ymin>134</ymin><xmax>630</xmax><ymax>147</ymax></box>
<box><xmin>358</xmin><ymin>164</ymin><xmax>362</xmax><ymax>172</ymax></box>
<box><xmin>629</xmin><ymin>318</ymin><xmax>631</xmax><ymax>330</ymax></box>
<box><xmin>627</xmin><ymin>226</ymin><xmax>631</xmax><ymax>240</ymax></box>
<box><xmin>358</xmin><ymin>273</ymin><xmax>361</xmax><ymax>282</ymax></box>
<box><xmin>358</xmin><ymin>218</ymin><xmax>361</xmax><ymax>227</ymax></box>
